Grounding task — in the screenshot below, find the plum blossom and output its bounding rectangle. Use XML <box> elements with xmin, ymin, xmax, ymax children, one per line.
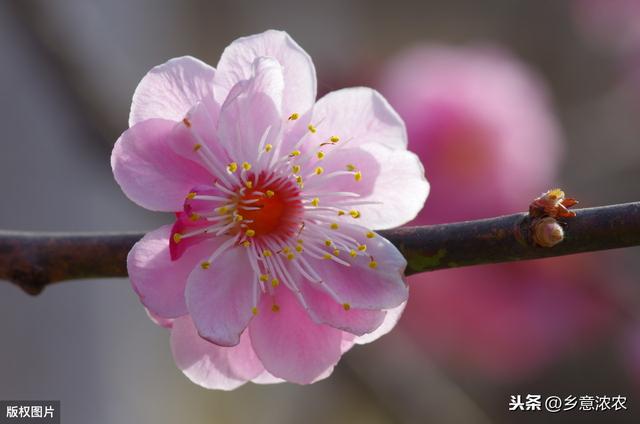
<box><xmin>378</xmin><ymin>45</ymin><xmax>614</xmax><ymax>380</ymax></box>
<box><xmin>112</xmin><ymin>30</ymin><xmax>428</xmax><ymax>389</ymax></box>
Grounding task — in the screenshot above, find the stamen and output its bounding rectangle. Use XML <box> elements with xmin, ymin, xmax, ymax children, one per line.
<box><xmin>227</xmin><ymin>162</ymin><xmax>238</xmax><ymax>173</ymax></box>
<box><xmin>308</xmin><ymin>124</ymin><xmax>317</xmax><ymax>133</ymax></box>
<box><xmin>288</xmin><ymin>113</ymin><xmax>299</xmax><ymax>120</ymax></box>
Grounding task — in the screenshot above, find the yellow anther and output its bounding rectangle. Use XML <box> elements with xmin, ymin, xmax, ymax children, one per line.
<box><xmin>292</xmin><ymin>164</ymin><xmax>301</xmax><ymax>174</ymax></box>
<box><xmin>330</xmin><ymin>223</ymin><xmax>339</xmax><ymax>230</ymax></box>
<box><xmin>369</xmin><ymin>260</ymin><xmax>378</xmax><ymax>269</ymax></box>
<box><xmin>325</xmin><ymin>240</ymin><xmax>332</xmax><ymax>247</ymax></box>
<box><xmin>330</xmin><ymin>135</ymin><xmax>340</xmax><ymax>143</ymax></box>
<box><xmin>349</xmin><ymin>210</ymin><xmax>361</xmax><ymax>218</ymax></box>
<box><xmin>342</xmin><ymin>303</ymin><xmax>351</xmax><ymax>311</ymax></box>
<box><xmin>297</xmin><ymin>239</ymin><xmax>304</xmax><ymax>244</ymax></box>
<box><xmin>242</xmin><ymin>161</ymin><xmax>252</xmax><ymax>171</ymax></box>
<box><xmin>323</xmin><ymin>253</ymin><xmax>332</xmax><ymax>260</ymax></box>
<box><xmin>354</xmin><ymin>171</ymin><xmax>362</xmax><ymax>182</ymax></box>
<box><xmin>189</xmin><ymin>213</ymin><xmax>200</xmax><ymax>221</ymax></box>
<box><xmin>288</xmin><ymin>113</ymin><xmax>299</xmax><ymax>120</ymax></box>
<box><xmin>346</xmin><ymin>164</ymin><xmax>356</xmax><ymax>172</ymax></box>
<box><xmin>252</xmin><ymin>307</ymin><xmax>259</xmax><ymax>316</ymax></box>
<box><xmin>264</xmin><ymin>143</ymin><xmax>273</xmax><ymax>152</ymax></box>
<box><xmin>216</xmin><ymin>206</ymin><xmax>229</xmax><ymax>215</ymax></box>
<box><xmin>245</xmin><ymin>229</ymin><xmax>256</xmax><ymax>237</ymax></box>
<box><xmin>227</xmin><ymin>162</ymin><xmax>238</xmax><ymax>173</ymax></box>
<box><xmin>271</xmin><ymin>278</ymin><xmax>279</xmax><ymax>287</ymax></box>
<box><xmin>337</xmin><ymin>210</ymin><xmax>345</xmax><ymax>216</ymax></box>
<box><xmin>172</xmin><ymin>233</ymin><xmax>182</xmax><ymax>243</ymax></box>
<box><xmin>314</xmin><ymin>166</ymin><xmax>324</xmax><ymax>175</ymax></box>
<box><xmin>182</xmin><ymin>117</ymin><xmax>192</xmax><ymax>128</ymax></box>
<box><xmin>245</xmin><ymin>180</ymin><xmax>253</xmax><ymax>189</ymax></box>
<box><xmin>316</xmin><ymin>151</ymin><xmax>325</xmax><ymax>160</ymax></box>
<box><xmin>287</xmin><ymin>253</ymin><xmax>296</xmax><ymax>260</ymax></box>
<box><xmin>282</xmin><ymin>246</ymin><xmax>291</xmax><ymax>254</ymax></box>
<box><xmin>296</xmin><ymin>175</ymin><xmax>303</xmax><ymax>185</ymax></box>
<box><xmin>272</xmin><ymin>304</ymin><xmax>281</xmax><ymax>313</ymax></box>
<box><xmin>193</xmin><ymin>143</ymin><xmax>202</xmax><ymax>151</ymax></box>
<box><xmin>333</xmin><ymin>249</ymin><xmax>340</xmax><ymax>256</ymax></box>
<box><xmin>241</xmin><ymin>240</ymin><xmax>251</xmax><ymax>247</ymax></box>
<box><xmin>366</xmin><ymin>231</ymin><xmax>376</xmax><ymax>239</ymax></box>
<box><xmin>234</xmin><ymin>214</ymin><xmax>244</xmax><ymax>222</ymax></box>
<box><xmin>186</xmin><ymin>192</ymin><xmax>197</xmax><ymax>200</ymax></box>
<box><xmin>259</xmin><ymin>274</ymin><xmax>269</xmax><ymax>282</ymax></box>
<box><xmin>357</xmin><ymin>244</ymin><xmax>367</xmax><ymax>252</ymax></box>
<box><xmin>350</xmin><ymin>250</ymin><xmax>358</xmax><ymax>257</ymax></box>
<box><xmin>262</xmin><ymin>249</ymin><xmax>272</xmax><ymax>257</ymax></box>
<box><xmin>308</xmin><ymin>124</ymin><xmax>317</xmax><ymax>133</ymax></box>
<box><xmin>295</xmin><ymin>244</ymin><xmax>303</xmax><ymax>253</ymax></box>
<box><xmin>200</xmin><ymin>261</ymin><xmax>211</xmax><ymax>270</ymax></box>
<box><xmin>290</xmin><ymin>150</ymin><xmax>301</xmax><ymax>157</ymax></box>
<box><xmin>310</xmin><ymin>197</ymin><xmax>320</xmax><ymax>207</ymax></box>
<box><xmin>266</xmin><ymin>190</ymin><xmax>275</xmax><ymax>198</ymax></box>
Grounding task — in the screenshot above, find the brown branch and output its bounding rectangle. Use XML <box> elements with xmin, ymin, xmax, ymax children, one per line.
<box><xmin>1</xmin><ymin>202</ymin><xmax>639</xmax><ymax>295</ymax></box>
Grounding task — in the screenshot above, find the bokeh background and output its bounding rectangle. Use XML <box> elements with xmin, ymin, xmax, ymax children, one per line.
<box><xmin>1</xmin><ymin>1</ymin><xmax>639</xmax><ymax>423</ymax></box>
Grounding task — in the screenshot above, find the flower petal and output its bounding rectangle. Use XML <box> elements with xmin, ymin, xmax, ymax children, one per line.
<box><xmin>354</xmin><ymin>302</ymin><xmax>406</xmax><ymax>345</ymax></box>
<box><xmin>216</xmin><ymin>57</ymin><xmax>284</xmax><ymax>164</ymax></box>
<box><xmin>345</xmin><ymin>142</ymin><xmax>429</xmax><ymax>229</ymax></box>
<box><xmin>298</xmin><ymin>279</ymin><xmax>387</xmax><ymax>336</ymax></box>
<box><xmin>309</xmin><ymin>87</ymin><xmax>407</xmax><ymax>152</ymax></box>
<box><xmin>111</xmin><ymin>119</ymin><xmax>213</xmax><ymax>211</ymax></box>
<box><xmin>249</xmin><ymin>287</ymin><xmax>345</xmax><ymax>384</ymax></box>
<box><xmin>171</xmin><ymin>316</ymin><xmax>264</xmax><ymax>390</ymax></box>
<box><xmin>128</xmin><ymin>225</ymin><xmax>224</xmax><ymax>318</ymax></box>
<box><xmin>129</xmin><ymin>56</ymin><xmax>216</xmax><ymax>126</ymax></box>
<box><xmin>215</xmin><ymin>30</ymin><xmax>316</xmax><ymax>117</ymax></box>
<box><xmin>186</xmin><ymin>245</ymin><xmax>257</xmax><ymax>347</ymax></box>
<box><xmin>251</xmin><ymin>371</ymin><xmax>285</xmax><ymax>385</ymax></box>
<box><xmin>304</xmin><ymin>224</ymin><xmax>408</xmax><ymax>310</ymax></box>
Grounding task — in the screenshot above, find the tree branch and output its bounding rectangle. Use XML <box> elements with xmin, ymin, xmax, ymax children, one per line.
<box><xmin>1</xmin><ymin>202</ymin><xmax>639</xmax><ymax>295</ymax></box>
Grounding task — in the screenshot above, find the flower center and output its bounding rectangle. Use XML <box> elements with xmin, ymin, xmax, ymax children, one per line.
<box><xmin>238</xmin><ymin>175</ymin><xmax>302</xmax><ymax>237</ymax></box>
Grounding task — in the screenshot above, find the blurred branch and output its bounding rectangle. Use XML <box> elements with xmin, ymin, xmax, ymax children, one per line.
<box><xmin>1</xmin><ymin>202</ymin><xmax>639</xmax><ymax>295</ymax></box>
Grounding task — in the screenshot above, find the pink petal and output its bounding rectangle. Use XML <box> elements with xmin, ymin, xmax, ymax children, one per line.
<box><xmin>168</xmin><ymin>97</ymin><xmax>230</xmax><ymax>164</ymax></box>
<box><xmin>185</xmin><ymin>245</ymin><xmax>257</xmax><ymax>347</ymax></box>
<box><xmin>111</xmin><ymin>119</ymin><xmax>214</xmax><ymax>211</ymax></box>
<box><xmin>145</xmin><ymin>308</ymin><xmax>174</xmax><ymax>329</ymax></box>
<box><xmin>298</xmin><ymin>279</ymin><xmax>386</xmax><ymax>336</ymax></box>
<box><xmin>251</xmin><ymin>371</ymin><xmax>285</xmax><ymax>385</ymax></box>
<box><xmin>215</xmin><ymin>30</ymin><xmax>316</xmax><ymax>117</ymax></box>
<box><xmin>304</xmin><ymin>224</ymin><xmax>408</xmax><ymax>310</ymax></box>
<box><xmin>345</xmin><ymin>142</ymin><xmax>429</xmax><ymax>229</ymax></box>
<box><xmin>354</xmin><ymin>302</ymin><xmax>406</xmax><ymax>345</ymax></box>
<box><xmin>128</xmin><ymin>225</ymin><xmax>224</xmax><ymax>318</ymax></box>
<box><xmin>129</xmin><ymin>56</ymin><xmax>216</xmax><ymax>126</ymax></box>
<box><xmin>216</xmin><ymin>57</ymin><xmax>284</xmax><ymax>164</ymax></box>
<box><xmin>309</xmin><ymin>87</ymin><xmax>407</xmax><ymax>151</ymax></box>
<box><xmin>249</xmin><ymin>287</ymin><xmax>345</xmax><ymax>384</ymax></box>
<box><xmin>171</xmin><ymin>316</ymin><xmax>264</xmax><ymax>390</ymax></box>
<box><xmin>169</xmin><ymin>212</ymin><xmax>214</xmax><ymax>260</ymax></box>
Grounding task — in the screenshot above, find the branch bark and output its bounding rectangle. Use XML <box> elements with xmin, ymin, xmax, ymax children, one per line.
<box><xmin>1</xmin><ymin>202</ymin><xmax>639</xmax><ymax>295</ymax></box>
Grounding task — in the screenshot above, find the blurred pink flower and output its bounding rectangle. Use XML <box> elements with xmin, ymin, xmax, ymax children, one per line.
<box><xmin>379</xmin><ymin>45</ymin><xmax>614</xmax><ymax>380</ymax></box>
<box><xmin>380</xmin><ymin>45</ymin><xmax>563</xmax><ymax>224</ymax></box>
<box><xmin>572</xmin><ymin>0</ymin><xmax>640</xmax><ymax>55</ymax></box>
<box><xmin>112</xmin><ymin>30</ymin><xmax>428</xmax><ymax>389</ymax></box>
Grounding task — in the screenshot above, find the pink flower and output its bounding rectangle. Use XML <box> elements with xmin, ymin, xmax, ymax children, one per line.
<box><xmin>379</xmin><ymin>45</ymin><xmax>563</xmax><ymax>224</ymax></box>
<box><xmin>111</xmin><ymin>30</ymin><xmax>429</xmax><ymax>389</ymax></box>
<box><xmin>378</xmin><ymin>45</ymin><xmax>614</xmax><ymax>380</ymax></box>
